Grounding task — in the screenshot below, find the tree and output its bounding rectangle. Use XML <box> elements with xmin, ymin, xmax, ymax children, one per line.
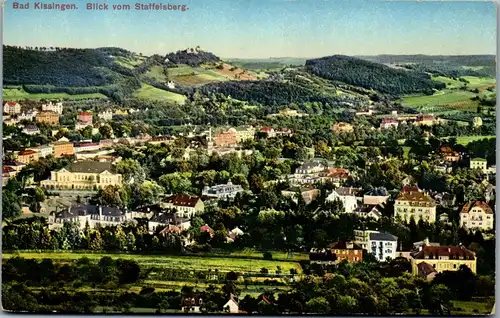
<box><xmin>99</xmin><ymin>125</ymin><xmax>113</xmax><ymax>139</ymax></box>
<box><xmin>3</xmin><ymin>190</ymin><xmax>21</xmax><ymax>219</ymax></box>
<box><xmin>96</xmin><ymin>185</ymin><xmax>123</xmax><ymax>206</ymax></box>
<box><xmin>306</xmin><ymin>297</ymin><xmax>331</xmax><ymax>314</ymax></box>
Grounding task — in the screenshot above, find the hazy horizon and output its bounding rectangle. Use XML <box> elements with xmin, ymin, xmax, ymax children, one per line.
<box><xmin>3</xmin><ymin>0</ymin><xmax>496</xmax><ymax>58</ymax></box>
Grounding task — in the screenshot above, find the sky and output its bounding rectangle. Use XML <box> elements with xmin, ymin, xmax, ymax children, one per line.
<box><xmin>3</xmin><ymin>0</ymin><xmax>497</xmax><ymax>58</ymax></box>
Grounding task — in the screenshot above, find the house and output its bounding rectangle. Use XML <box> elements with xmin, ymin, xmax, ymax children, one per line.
<box><xmin>167</xmin><ymin>81</ymin><xmax>176</xmax><ymax>89</ymax></box>
<box><xmin>161</xmin><ymin>194</ymin><xmax>204</xmax><ymax>218</ymax></box>
<box><xmin>202</xmin><ymin>181</ymin><xmax>244</xmax><ymax>199</ymax></box>
<box><xmin>275</xmin><ymin>128</ymin><xmax>293</xmax><ymax>137</ymax></box>
<box><xmin>354</xmin><ymin>205</ymin><xmax>382</xmax><ymax>220</ymax></box>
<box><xmin>74</xmin><ymin>142</ymin><xmax>101</xmax><ymax>153</ymax></box>
<box><xmin>413</xmin><ymin>238</ymin><xmax>440</xmax><ymax>251</ymax></box>
<box><xmin>18</xmin><ymin>110</ymin><xmax>38</xmax><ymax>122</ymax></box>
<box><xmin>428</xmin><ymin>191</ymin><xmax>456</xmax><ymax>208</ymax></box>
<box><xmin>417</xmin><ymin>262</ymin><xmax>438</xmax><ymax>281</ymax></box>
<box><xmin>41</xmin><ymin>101</ymin><xmax>63</xmax><ymax>114</ymax></box>
<box><xmin>415</xmin><ymin>114</ymin><xmax>436</xmax><ymax>126</ymax></box>
<box><xmin>281</xmin><ymin>185</ymin><xmax>319</xmax><ymax>204</ymax></box>
<box><xmin>368</xmin><ymin>232</ymin><xmax>398</xmax><ymax>262</ymax></box>
<box><xmin>4</xmin><ymin>160</ymin><xmax>27</xmax><ymax>172</ymax></box>
<box><xmin>228</xmin><ymin>227</ymin><xmax>244</xmax><ymax>241</ymax></box>
<box><xmin>331</xmin><ymin>122</ymin><xmax>354</xmax><ymax>133</ymax></box>
<box><xmin>440</xmin><ymin>146</ymin><xmax>461</xmax><ymax>162</ymax></box>
<box><xmin>181</xmin><ymin>296</ymin><xmax>203</xmax><ymax>313</ymax></box>
<box><xmin>200</xmin><ymin>224</ymin><xmax>215</xmax><ymax>237</ymax></box>
<box><xmin>328</xmin><ymin>240</ymin><xmax>363</xmax><ymax>263</ymax></box>
<box><xmin>460</xmin><ymin>201</ymin><xmax>494</xmax><ymax>231</ymax></box>
<box><xmin>214</xmin><ymin>128</ymin><xmax>238</xmax><ymax>147</ymax></box>
<box><xmin>321</xmin><ymin>168</ymin><xmax>350</xmax><ymax>187</ymax></box>
<box><xmin>364</xmin><ymin>187</ymin><xmax>390</xmax><ymax>206</ymax></box>
<box><xmin>77</xmin><ymin>111</ymin><xmax>93</xmax><ymax>125</ymax></box>
<box><xmin>309</xmin><ymin>248</ymin><xmax>338</xmax><ymax>265</ymax></box>
<box><xmin>98</xmin><ymin>110</ymin><xmax>113</xmax><ymax>121</ymax></box>
<box><xmin>411</xmin><ymin>244</ymin><xmax>477</xmax><ymax>274</ymax></box>
<box><xmin>394</xmin><ymin>187</ymin><xmax>437</xmax><ymax>223</ymax></box>
<box><xmin>48</xmin><ymin>204</ymin><xmax>133</xmax><ymax>230</ymax></box>
<box><xmin>380</xmin><ymin>118</ymin><xmax>399</xmax><ymax>129</ymax></box>
<box><xmin>354</xmin><ymin>229</ymin><xmax>381</xmax><ymax>250</ymax></box>
<box><xmin>40</xmin><ymin>160</ymin><xmax>123</xmax><ymax>191</ymax></box>
<box><xmin>148</xmin><ymin>210</ymin><xmax>190</xmax><ymax>232</ymax></box>
<box><xmin>470</xmin><ymin>158</ymin><xmax>488</xmax><ymax>173</ymax></box>
<box><xmin>259</xmin><ymin>127</ymin><xmax>276</xmax><ymax>138</ymax></box>
<box><xmin>22</xmin><ymin>125</ymin><xmax>40</xmax><ymax>135</ymax></box>
<box><xmin>2</xmin><ymin>166</ymin><xmax>18</xmax><ymax>186</ymax></box>
<box><xmin>472</xmin><ymin>116</ymin><xmax>483</xmax><ymax>128</ymax></box>
<box><xmin>235</xmin><ymin>126</ymin><xmax>256</xmax><ymax>143</ymax></box>
<box><xmin>35</xmin><ymin>111</ymin><xmax>60</xmax><ymax>126</ymax></box>
<box><xmin>53</xmin><ymin>141</ymin><xmax>75</xmax><ymax>158</ymax></box>
<box><xmin>326</xmin><ymin>187</ymin><xmax>363</xmax><ymax>213</ymax></box>
<box><xmin>439</xmin><ymin>213</ymin><xmax>450</xmax><ymax>223</ymax></box>
<box><xmin>223</xmin><ymin>295</ymin><xmax>239</xmax><ymax>313</ymax></box>
<box><xmin>16</xmin><ymin>149</ymin><xmax>39</xmax><ymax>164</ymax></box>
<box><xmin>3</xmin><ymin>101</ymin><xmax>21</xmax><ymax>114</ymax></box>
<box><xmin>295</xmin><ymin>160</ymin><xmax>327</xmax><ymax>175</ymax></box>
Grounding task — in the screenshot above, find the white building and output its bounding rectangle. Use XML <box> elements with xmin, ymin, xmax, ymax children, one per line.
<box><xmin>368</xmin><ymin>232</ymin><xmax>398</xmax><ymax>262</ymax></box>
<box><xmin>98</xmin><ymin>110</ymin><xmax>114</xmax><ymax>121</ymax></box>
<box><xmin>49</xmin><ymin>205</ymin><xmax>134</xmax><ymax>230</ymax></box>
<box><xmin>326</xmin><ymin>187</ymin><xmax>363</xmax><ymax>213</ymax></box>
<box><xmin>3</xmin><ymin>101</ymin><xmax>21</xmax><ymax>114</ymax></box>
<box><xmin>22</xmin><ymin>125</ymin><xmax>40</xmax><ymax>135</ymax></box>
<box><xmin>470</xmin><ymin>158</ymin><xmax>488</xmax><ymax>174</ymax></box>
<box><xmin>167</xmin><ymin>81</ymin><xmax>176</xmax><ymax>89</ymax></box>
<box><xmin>39</xmin><ymin>145</ymin><xmax>54</xmax><ymax>158</ymax></box>
<box><xmin>460</xmin><ymin>201</ymin><xmax>494</xmax><ymax>231</ymax></box>
<box><xmin>202</xmin><ymin>181</ymin><xmax>244</xmax><ymax>199</ymax></box>
<box><xmin>353</xmin><ymin>205</ymin><xmax>382</xmax><ymax>220</ymax></box>
<box><xmin>295</xmin><ymin>160</ymin><xmax>327</xmax><ymax>175</ymax></box>
<box><xmin>74</xmin><ymin>142</ymin><xmax>102</xmax><ymax>153</ymax></box>
<box><xmin>18</xmin><ymin>110</ymin><xmax>37</xmax><ymax>121</ymax></box>
<box><xmin>42</xmin><ymin>101</ymin><xmax>63</xmax><ymax>115</ymax></box>
<box><xmin>161</xmin><ymin>194</ymin><xmax>204</xmax><ymax>219</ymax></box>
<box><xmin>223</xmin><ymin>296</ymin><xmax>239</xmax><ymax>313</ymax></box>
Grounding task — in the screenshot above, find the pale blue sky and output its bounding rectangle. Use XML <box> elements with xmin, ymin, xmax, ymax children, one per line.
<box><xmin>3</xmin><ymin>0</ymin><xmax>496</xmax><ymax>58</ymax></box>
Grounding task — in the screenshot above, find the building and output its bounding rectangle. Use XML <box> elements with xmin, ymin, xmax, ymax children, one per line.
<box><xmin>214</xmin><ymin>128</ymin><xmax>238</xmax><ymax>148</ymax></box>
<box><xmin>77</xmin><ymin>111</ymin><xmax>93</xmax><ymax>124</ymax></box>
<box><xmin>411</xmin><ymin>244</ymin><xmax>477</xmax><ymax>274</ymax></box>
<box><xmin>36</xmin><ymin>111</ymin><xmax>60</xmax><ymax>125</ymax></box>
<box><xmin>53</xmin><ymin>141</ymin><xmax>75</xmax><ymax>158</ymax></box>
<box><xmin>202</xmin><ymin>181</ymin><xmax>244</xmax><ymax>199</ymax></box>
<box><xmin>16</xmin><ymin>149</ymin><xmax>39</xmax><ymax>164</ymax></box>
<box><xmin>380</xmin><ymin>118</ymin><xmax>399</xmax><ymax>129</ymax></box>
<box><xmin>394</xmin><ymin>187</ymin><xmax>437</xmax><ymax>223</ymax></box>
<box><xmin>328</xmin><ymin>240</ymin><xmax>363</xmax><ymax>263</ymax></box>
<box><xmin>74</xmin><ymin>142</ymin><xmax>101</xmax><ymax>153</ymax></box>
<box><xmin>2</xmin><ymin>166</ymin><xmax>18</xmax><ymax>186</ymax></box>
<box><xmin>275</xmin><ymin>128</ymin><xmax>293</xmax><ymax>137</ymax></box>
<box><xmin>354</xmin><ymin>229</ymin><xmax>382</xmax><ymax>250</ymax></box>
<box><xmin>259</xmin><ymin>127</ymin><xmax>276</xmax><ymax>138</ymax></box>
<box><xmin>49</xmin><ymin>204</ymin><xmax>132</xmax><ymax>230</ymax></box>
<box><xmin>368</xmin><ymin>232</ymin><xmax>398</xmax><ymax>262</ymax></box>
<box><xmin>18</xmin><ymin>110</ymin><xmax>38</xmax><ymax>122</ymax></box>
<box><xmin>40</xmin><ymin>160</ymin><xmax>123</xmax><ymax>191</ymax></box>
<box><xmin>416</xmin><ymin>262</ymin><xmax>438</xmax><ymax>281</ymax></box>
<box><xmin>41</xmin><ymin>101</ymin><xmax>63</xmax><ymax>114</ymax></box>
<box><xmin>181</xmin><ymin>296</ymin><xmax>203</xmax><ymax>313</ymax></box>
<box><xmin>39</xmin><ymin>145</ymin><xmax>54</xmax><ymax>158</ymax></box>
<box><xmin>161</xmin><ymin>194</ymin><xmax>204</xmax><ymax>218</ymax></box>
<box><xmin>98</xmin><ymin>110</ymin><xmax>113</xmax><ymax>121</ymax></box>
<box><xmin>354</xmin><ymin>205</ymin><xmax>382</xmax><ymax>220</ymax></box>
<box><xmin>223</xmin><ymin>296</ymin><xmax>239</xmax><ymax>313</ymax></box>
<box><xmin>4</xmin><ymin>160</ymin><xmax>26</xmax><ymax>172</ymax></box>
<box><xmin>472</xmin><ymin>117</ymin><xmax>483</xmax><ymax>128</ymax></box>
<box><xmin>22</xmin><ymin>125</ymin><xmax>40</xmax><ymax>135</ymax></box>
<box><xmin>415</xmin><ymin>114</ymin><xmax>436</xmax><ymax>126</ymax></box>
<box><xmin>281</xmin><ymin>185</ymin><xmax>319</xmax><ymax>205</ymax></box>
<box><xmin>148</xmin><ymin>210</ymin><xmax>191</xmax><ymax>232</ymax></box>
<box><xmin>3</xmin><ymin>101</ymin><xmax>21</xmax><ymax>114</ymax></box>
<box><xmin>167</xmin><ymin>81</ymin><xmax>176</xmax><ymax>89</ymax></box>
<box><xmin>460</xmin><ymin>201</ymin><xmax>494</xmax><ymax>231</ymax></box>
<box><xmin>295</xmin><ymin>160</ymin><xmax>327</xmax><ymax>175</ymax></box>
<box><xmin>235</xmin><ymin>126</ymin><xmax>256</xmax><ymax>143</ymax></box>
<box><xmin>364</xmin><ymin>187</ymin><xmax>390</xmax><ymax>206</ymax></box>
<box><xmin>326</xmin><ymin>187</ymin><xmax>363</xmax><ymax>213</ymax></box>
<box><xmin>470</xmin><ymin>158</ymin><xmax>488</xmax><ymax>173</ymax></box>
<box><xmin>440</xmin><ymin>146</ymin><xmax>461</xmax><ymax>162</ymax></box>
<box><xmin>331</xmin><ymin>122</ymin><xmax>354</xmax><ymax>133</ymax></box>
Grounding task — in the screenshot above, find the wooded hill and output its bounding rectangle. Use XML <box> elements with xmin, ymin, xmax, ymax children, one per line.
<box><xmin>305</xmin><ymin>55</ymin><xmax>445</xmax><ymax>95</ymax></box>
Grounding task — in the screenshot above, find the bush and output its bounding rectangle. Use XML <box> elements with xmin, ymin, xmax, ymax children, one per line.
<box><xmin>260</xmin><ymin>268</ymin><xmax>269</xmax><ymax>274</ymax></box>
<box><xmin>263</xmin><ymin>252</ymin><xmax>273</xmax><ymax>260</ymax></box>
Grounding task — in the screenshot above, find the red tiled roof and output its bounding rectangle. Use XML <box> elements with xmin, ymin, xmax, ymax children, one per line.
<box><xmin>18</xmin><ymin>149</ymin><xmax>37</xmax><ymax>156</ymax></box>
<box><xmin>164</xmin><ymin>194</ymin><xmax>201</xmax><ymax>207</ymax></box>
<box><xmin>79</xmin><ymin>111</ymin><xmax>92</xmax><ymax>116</ymax></box>
<box><xmin>417</xmin><ymin>262</ymin><xmax>437</xmax><ymax>277</ymax></box>
<box><xmin>413</xmin><ymin>245</ymin><xmax>475</xmax><ymax>260</ymax></box>
<box><xmin>260</xmin><ymin>127</ymin><xmax>273</xmax><ymax>132</ymax></box>
<box><xmin>402</xmin><ymin>186</ymin><xmax>420</xmax><ymax>193</ymax></box>
<box><xmin>200</xmin><ymin>224</ymin><xmax>214</xmax><ymax>234</ymax></box>
<box><xmin>6</xmin><ymin>101</ymin><xmax>18</xmax><ymax>106</ymax></box>
<box><xmin>461</xmin><ymin>201</ymin><xmax>493</xmax><ymax>214</ymax></box>
<box><xmin>2</xmin><ymin>166</ymin><xmax>15</xmax><ymax>174</ymax></box>
<box><xmin>159</xmin><ymin>224</ymin><xmax>182</xmax><ymax>235</ymax></box>
<box><xmin>328</xmin><ymin>240</ymin><xmax>363</xmax><ymax>250</ymax></box>
<box><xmin>382</xmin><ymin>118</ymin><xmax>398</xmax><ymax>124</ymax></box>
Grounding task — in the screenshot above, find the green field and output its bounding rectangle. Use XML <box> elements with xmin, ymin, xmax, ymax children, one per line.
<box><xmin>134</xmin><ymin>83</ymin><xmax>187</xmax><ymax>104</ymax></box>
<box><xmin>461</xmin><ymin>76</ymin><xmax>496</xmax><ymax>89</ymax></box>
<box><xmin>144</xmin><ymin>65</ymin><xmax>168</xmax><ymax>82</ymax></box>
<box><xmin>451</xmin><ymin>300</ymin><xmax>494</xmax><ymax>315</ymax></box>
<box><xmin>2</xmin><ymin>252</ymin><xmax>302</xmax><ymax>273</ymax></box>
<box><xmin>442</xmin><ymin>135</ymin><xmax>495</xmax><ymax>146</ymax></box>
<box><xmin>3</xmin><ymin>87</ymin><xmax>107</xmax><ymax>101</ymax></box>
<box><xmin>114</xmin><ymin>55</ymin><xmax>145</xmax><ymax>69</ymax></box>
<box><xmin>432</xmin><ymin>76</ymin><xmax>464</xmax><ymax>89</ymax></box>
<box><xmin>402</xmin><ymin>90</ymin><xmax>478</xmax><ymax>111</ymax></box>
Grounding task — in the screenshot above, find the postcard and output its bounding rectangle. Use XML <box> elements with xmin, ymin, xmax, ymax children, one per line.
<box><xmin>1</xmin><ymin>0</ymin><xmax>496</xmax><ymax>315</ymax></box>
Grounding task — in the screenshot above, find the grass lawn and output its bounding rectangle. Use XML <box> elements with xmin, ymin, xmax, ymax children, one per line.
<box><xmin>134</xmin><ymin>83</ymin><xmax>187</xmax><ymax>104</ymax></box>
<box><xmin>2</xmin><ymin>252</ymin><xmax>302</xmax><ymax>274</ymax></box>
<box><xmin>432</xmin><ymin>76</ymin><xmax>463</xmax><ymax>89</ymax></box>
<box><xmin>461</xmin><ymin>76</ymin><xmax>496</xmax><ymax>89</ymax></box>
<box><xmin>144</xmin><ymin>65</ymin><xmax>168</xmax><ymax>82</ymax></box>
<box><xmin>3</xmin><ymin>87</ymin><xmax>107</xmax><ymax>101</ymax></box>
<box><xmin>441</xmin><ymin>135</ymin><xmax>495</xmax><ymax>146</ymax></box>
<box><xmin>451</xmin><ymin>300</ymin><xmax>494</xmax><ymax>315</ymax></box>
<box><xmin>402</xmin><ymin>90</ymin><xmax>478</xmax><ymax>112</ymax></box>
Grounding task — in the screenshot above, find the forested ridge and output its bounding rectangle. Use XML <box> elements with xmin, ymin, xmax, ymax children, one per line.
<box><xmin>305</xmin><ymin>55</ymin><xmax>445</xmax><ymax>95</ymax></box>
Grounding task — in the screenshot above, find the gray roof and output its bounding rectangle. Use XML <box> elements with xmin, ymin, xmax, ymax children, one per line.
<box><xmin>65</xmin><ymin>161</ymin><xmax>114</xmax><ymax>174</ymax></box>
<box><xmin>365</xmin><ymin>187</ymin><xmax>389</xmax><ymax>196</ymax></box>
<box><xmin>369</xmin><ymin>232</ymin><xmax>398</xmax><ymax>241</ymax></box>
<box><xmin>56</xmin><ymin>204</ymin><xmax>125</xmax><ymax>218</ymax></box>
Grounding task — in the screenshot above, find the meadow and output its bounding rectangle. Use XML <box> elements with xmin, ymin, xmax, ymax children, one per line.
<box><xmin>442</xmin><ymin>135</ymin><xmax>495</xmax><ymax>146</ymax></box>
<box><xmin>134</xmin><ymin>83</ymin><xmax>187</xmax><ymax>104</ymax></box>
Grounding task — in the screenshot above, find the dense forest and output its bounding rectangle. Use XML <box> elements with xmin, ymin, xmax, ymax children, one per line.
<box><xmin>399</xmin><ymin>63</ymin><xmax>493</xmax><ymax>78</ymax></box>
<box><xmin>305</xmin><ymin>55</ymin><xmax>445</xmax><ymax>95</ymax></box>
<box><xmin>164</xmin><ymin>48</ymin><xmax>221</xmax><ymax>67</ymax></box>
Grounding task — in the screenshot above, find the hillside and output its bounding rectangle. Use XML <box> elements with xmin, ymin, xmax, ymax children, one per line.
<box><xmin>305</xmin><ymin>55</ymin><xmax>445</xmax><ymax>95</ymax></box>
<box><xmin>164</xmin><ymin>47</ymin><xmax>221</xmax><ymax>67</ymax></box>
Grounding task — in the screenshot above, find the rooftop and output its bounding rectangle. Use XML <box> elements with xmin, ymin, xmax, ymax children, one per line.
<box><xmin>369</xmin><ymin>232</ymin><xmax>398</xmax><ymax>242</ymax></box>
<box><xmin>336</xmin><ymin>187</ymin><xmax>362</xmax><ymax>196</ymax></box>
<box><xmin>328</xmin><ymin>240</ymin><xmax>363</xmax><ymax>250</ymax></box>
<box><xmin>63</xmin><ymin>161</ymin><xmax>115</xmax><ymax>174</ymax></box>
<box><xmin>412</xmin><ymin>245</ymin><xmax>475</xmax><ymax>260</ymax></box>
<box><xmin>163</xmin><ymin>194</ymin><xmax>201</xmax><ymax>207</ymax></box>
<box><xmin>461</xmin><ymin>201</ymin><xmax>493</xmax><ymax>215</ymax></box>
